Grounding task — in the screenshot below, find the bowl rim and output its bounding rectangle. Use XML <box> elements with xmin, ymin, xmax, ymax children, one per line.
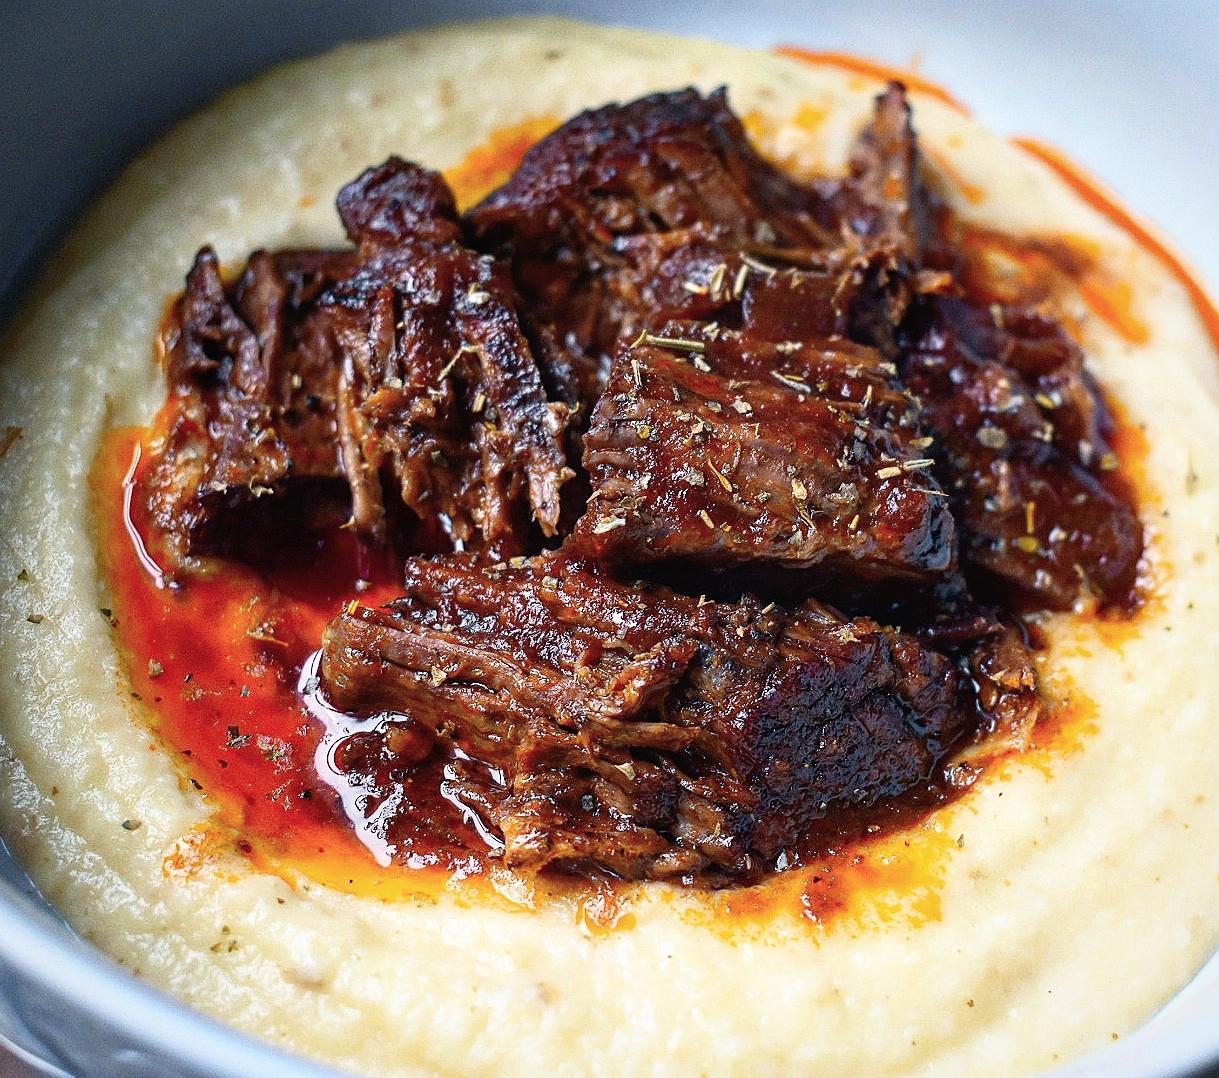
<box><xmin>4</xmin><ymin>857</ymin><xmax>1219</xmax><ymax>1078</ymax></box>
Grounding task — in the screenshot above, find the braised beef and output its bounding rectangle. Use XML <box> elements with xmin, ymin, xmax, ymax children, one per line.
<box><xmin>140</xmin><ymin>80</ymin><xmax>1144</xmax><ymax>885</ymax></box>
<box><xmin>830</xmin><ymin>82</ymin><xmax>931</xmax><ymax>262</ymax></box>
<box><xmin>568</xmin><ymin>320</ymin><xmax>955</xmax><ymax>587</ymax></box>
<box><xmin>145</xmin><ymin>161</ymin><xmax>572</xmax><ymax>566</ymax></box>
<box><xmin>144</xmin><ymin>246</ymin><xmax>359</xmax><ymax>565</ymax></box>
<box><xmin>466</xmin><ymin>84</ymin><xmax>938</xmax><ymax>415</ymax></box>
<box><xmin>825</xmin><ymin>83</ymin><xmax>945</xmax><ymax>354</ymax></box>
<box><xmin>320</xmin><ymin>158</ymin><xmax>572</xmax><ymax>555</ymax></box>
<box><xmin>465</xmin><ymin>88</ymin><xmax>833</xmax><ymax>412</ymax></box>
<box><xmin>902</xmin><ymin>296</ymin><xmax>1143</xmax><ymax>608</ymax></box>
<box><xmin>319</xmin><ymin>555</ymin><xmax>1037</xmax><ymax>879</ymax></box>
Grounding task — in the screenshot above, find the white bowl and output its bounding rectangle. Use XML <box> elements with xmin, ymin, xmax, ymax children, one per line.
<box><xmin>2</xmin><ymin>2</ymin><xmax>1217</xmax><ymax>1074</ymax></box>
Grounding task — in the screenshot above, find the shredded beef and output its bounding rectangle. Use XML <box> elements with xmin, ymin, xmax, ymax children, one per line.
<box><xmin>321</xmin><ymin>158</ymin><xmax>572</xmax><ymax>555</ymax></box>
<box><xmin>140</xmin><ymin>80</ymin><xmax>1143</xmax><ymax>883</ymax></box>
<box><xmin>145</xmin><ymin>162</ymin><xmax>571</xmax><ymax>565</ymax></box>
<box><xmin>464</xmin><ymin>88</ymin><xmax>833</xmax><ymax>413</ymax></box>
<box><xmin>145</xmin><ymin>246</ymin><xmax>358</xmax><ymax>565</ymax></box>
<box><xmin>319</xmin><ymin>555</ymin><xmax>1037</xmax><ymax>880</ymax></box>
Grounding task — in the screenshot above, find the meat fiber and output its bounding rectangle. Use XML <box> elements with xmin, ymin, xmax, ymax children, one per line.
<box><xmin>321</xmin><ymin>158</ymin><xmax>572</xmax><ymax>555</ymax></box>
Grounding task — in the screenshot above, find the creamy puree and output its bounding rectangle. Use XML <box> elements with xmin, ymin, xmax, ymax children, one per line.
<box><xmin>1</xmin><ymin>18</ymin><xmax>1218</xmax><ymax>1077</ymax></box>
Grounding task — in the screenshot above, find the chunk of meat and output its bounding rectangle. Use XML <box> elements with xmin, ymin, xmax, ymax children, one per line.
<box><xmin>902</xmin><ymin>296</ymin><xmax>1143</xmax><ymax>608</ymax></box>
<box><xmin>568</xmin><ymin>321</ymin><xmax>955</xmax><ymax>588</ymax></box>
<box><xmin>826</xmin><ymin>82</ymin><xmax>933</xmax><ymax>265</ymax></box>
<box><xmin>144</xmin><ymin>245</ymin><xmax>359</xmax><ymax>565</ymax></box>
<box><xmin>320</xmin><ymin>158</ymin><xmax>573</xmax><ymax>555</ymax></box>
<box><xmin>466</xmin><ymin>88</ymin><xmax>835</xmax><ymax>411</ymax></box>
<box><xmin>467</xmin><ymin>83</ymin><xmax>939</xmax><ymax>413</ymax></box>
<box><xmin>818</xmin><ymin>82</ymin><xmax>946</xmax><ymax>354</ymax></box>
<box><xmin>318</xmin><ymin>556</ymin><xmax>1030</xmax><ymax>880</ymax></box>
<box><xmin>145</xmin><ymin>162</ymin><xmax>572</xmax><ymax>568</ymax></box>
<box><xmin>468</xmin><ymin>86</ymin><xmax>832</xmax><ymax>266</ymax></box>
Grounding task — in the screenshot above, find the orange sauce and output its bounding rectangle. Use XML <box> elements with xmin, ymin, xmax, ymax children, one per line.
<box><xmin>1013</xmin><ymin>137</ymin><xmax>1219</xmax><ymax>357</ymax></box>
<box><xmin>955</xmin><ymin>223</ymin><xmax>1151</xmax><ymax>346</ymax></box>
<box><xmin>774</xmin><ymin>47</ymin><xmax>972</xmax><ymax>115</ymax></box>
<box><xmin>1107</xmin><ymin>399</ymin><xmax>1152</xmax><ymax>505</ymax></box>
<box><xmin>576</xmin><ymin>885</ymin><xmax>639</xmax><ymax>936</ymax></box>
<box><xmin>444</xmin><ymin>116</ymin><xmax>560</xmax><ymax>209</ymax></box>
<box><xmin>1028</xmin><ymin>693</ymin><xmax>1099</xmax><ymax>758</ymax></box>
<box><xmin>709</xmin><ymin>824</ymin><xmax>957</xmax><ymax>934</ymax></box>
<box><xmin>93</xmin><ymin>428</ymin><xmax>456</xmax><ymax>900</ymax></box>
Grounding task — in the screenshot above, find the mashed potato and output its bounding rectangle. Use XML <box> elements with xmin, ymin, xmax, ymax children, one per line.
<box><xmin>0</xmin><ymin>17</ymin><xmax>1217</xmax><ymax>1077</ymax></box>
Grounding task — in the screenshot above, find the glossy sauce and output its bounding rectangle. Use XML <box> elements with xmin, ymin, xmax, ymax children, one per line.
<box><xmin>96</xmin><ymin>429</ymin><xmax>458</xmax><ymax>897</ymax></box>
<box><xmin>955</xmin><ymin>224</ymin><xmax>1151</xmax><ymax>346</ymax></box>
<box><xmin>97</xmin><ymin>420</ymin><xmax>1142</xmax><ymax>928</ymax></box>
<box><xmin>97</xmin><ymin>426</ymin><xmax>970</xmax><ymax>925</ymax></box>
